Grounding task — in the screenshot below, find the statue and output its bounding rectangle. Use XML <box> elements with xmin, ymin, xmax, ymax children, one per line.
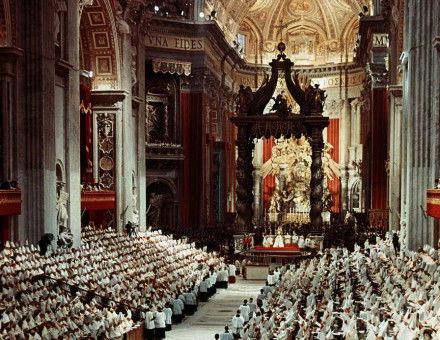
<box><xmin>235</xmin><ymin>85</ymin><xmax>254</xmax><ymax>114</ymax></box>
<box><xmin>313</xmin><ymin>84</ymin><xmax>327</xmax><ymax>112</ymax></box>
<box><xmin>262</xmin><ymin>137</ymin><xmax>339</xmax><ymax>218</ymax></box>
<box><xmin>57</xmin><ymin>225</ymin><xmax>73</xmax><ymax>249</ymax></box>
<box><xmin>270</xmin><ymin>91</ymin><xmax>291</xmax><ymax>117</ymax></box>
<box><xmin>115</xmin><ymin>10</ymin><xmax>130</xmax><ymax>34</ymax></box>
<box><xmin>269</xmin><ymin>190</ymin><xmax>281</xmax><ymax>212</ymax></box>
<box><xmin>131</xmin><ymin>46</ymin><xmax>138</xmax><ymax>87</ymax></box>
<box><xmin>146</xmin><ymin>192</ymin><xmax>169</xmax><ymax>227</ymax></box>
<box><xmin>146</xmin><ymin>105</ymin><xmax>161</xmax><ymax>143</ymax></box>
<box><xmin>400</xmin><ymin>210</ymin><xmax>408</xmax><ymax>251</ymax></box>
<box><xmin>56</xmin><ymin>185</ymin><xmax>72</xmax><ymax>249</ymax></box>
<box><xmin>56</xmin><ymin>187</ymin><xmax>69</xmax><ymax>230</ymax></box>
<box><xmin>322</xmin><ymin>143</ymin><xmax>341</xmax><ymax>179</ymax></box>
<box><xmin>304</xmin><ymin>84</ymin><xmax>327</xmax><ymax>113</ymax></box>
<box><xmin>79</xmin><ymin>0</ymin><xmax>94</xmax><ymax>16</ymax></box>
<box><xmin>303</xmin><ymin>83</ymin><xmax>327</xmax><ymax>114</ymax></box>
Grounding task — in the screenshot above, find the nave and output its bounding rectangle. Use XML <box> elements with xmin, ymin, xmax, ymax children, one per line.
<box><xmin>167</xmin><ymin>279</ymin><xmax>263</xmax><ymax>340</ymax></box>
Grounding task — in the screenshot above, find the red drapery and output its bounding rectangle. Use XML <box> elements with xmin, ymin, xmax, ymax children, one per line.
<box><xmin>371</xmin><ymin>88</ymin><xmax>389</xmax><ymax>210</ymax></box>
<box><xmin>327</xmin><ymin>119</ymin><xmax>340</xmax><ymax>212</ymax></box>
<box><xmin>180</xmin><ymin>92</ymin><xmax>204</xmax><ymax>229</ymax></box>
<box><xmin>80</xmin><ymin>85</ymin><xmax>94</xmax><ymax>184</ymax></box>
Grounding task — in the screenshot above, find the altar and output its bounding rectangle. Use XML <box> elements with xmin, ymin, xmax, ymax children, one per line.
<box><xmin>239</xmin><ymin>231</ymin><xmax>322</xmax><ymax>267</ymax></box>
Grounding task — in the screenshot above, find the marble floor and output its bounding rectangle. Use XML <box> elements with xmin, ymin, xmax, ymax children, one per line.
<box><xmin>166</xmin><ymin>278</ymin><xmax>264</xmax><ymax>340</ymax></box>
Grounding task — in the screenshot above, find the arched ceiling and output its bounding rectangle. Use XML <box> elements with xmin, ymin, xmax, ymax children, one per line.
<box><xmin>205</xmin><ymin>0</ymin><xmax>369</xmax><ymax>66</ymax></box>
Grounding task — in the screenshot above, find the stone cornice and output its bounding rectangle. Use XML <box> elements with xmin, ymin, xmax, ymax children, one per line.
<box><xmin>0</xmin><ymin>46</ymin><xmax>24</xmax><ymax>76</ymax></box>
<box><xmin>91</xmin><ymin>90</ymin><xmax>129</xmax><ymax>108</ymax></box>
<box><xmin>355</xmin><ymin>15</ymin><xmax>387</xmax><ymax>66</ymax></box>
<box><xmin>388</xmin><ymin>84</ymin><xmax>402</xmax><ymax>97</ymax></box>
<box><xmin>145</xmin><ymin>18</ymin><xmax>366</xmax><ymax>86</ymax></box>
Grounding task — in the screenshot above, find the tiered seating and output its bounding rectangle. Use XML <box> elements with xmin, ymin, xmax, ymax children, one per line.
<box><xmin>243</xmin><ymin>238</ymin><xmax>440</xmax><ymax>339</ymax></box>
<box><xmin>0</xmin><ymin>227</ymin><xmax>223</xmax><ymax>339</ymax></box>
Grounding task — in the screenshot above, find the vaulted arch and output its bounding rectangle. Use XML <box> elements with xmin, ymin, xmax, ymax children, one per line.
<box><xmin>207</xmin><ymin>0</ymin><xmax>366</xmax><ymax>66</ymax></box>
<box><xmin>80</xmin><ymin>0</ymin><xmax>121</xmax><ymax>90</ymax></box>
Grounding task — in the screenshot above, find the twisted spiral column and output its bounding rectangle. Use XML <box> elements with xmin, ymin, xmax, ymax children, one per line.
<box><xmin>309</xmin><ymin>127</ymin><xmax>325</xmax><ymax>232</ymax></box>
<box><xmin>235</xmin><ymin>126</ymin><xmax>254</xmax><ymax>233</ymax></box>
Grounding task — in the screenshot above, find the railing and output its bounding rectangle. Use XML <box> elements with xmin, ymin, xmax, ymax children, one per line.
<box><xmin>145</xmin><ymin>143</ymin><xmax>184</xmax><ymax>160</ymax></box>
<box><xmin>0</xmin><ymin>189</ymin><xmax>21</xmax><ymax>215</ymax></box>
<box><xmin>81</xmin><ymin>190</ymin><xmax>116</xmax><ymax>210</ymax></box>
<box><xmin>427</xmin><ymin>189</ymin><xmax>440</xmax><ymax>218</ymax></box>
<box><xmin>368</xmin><ymin>209</ymin><xmax>389</xmax><ymax>229</ymax></box>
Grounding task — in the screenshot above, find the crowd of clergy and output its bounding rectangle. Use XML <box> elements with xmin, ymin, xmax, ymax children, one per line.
<box><xmin>0</xmin><ymin>226</ymin><xmax>227</xmax><ymax>339</ymax></box>
<box><xmin>236</xmin><ymin>235</ymin><xmax>440</xmax><ymax>339</ymax></box>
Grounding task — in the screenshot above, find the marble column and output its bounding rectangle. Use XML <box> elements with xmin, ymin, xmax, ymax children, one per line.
<box><xmin>388</xmin><ymin>86</ymin><xmax>402</xmax><ymax>232</ymax></box>
<box><xmin>252</xmin><ymin>138</ymin><xmax>263</xmax><ymax>225</ymax></box>
<box><xmin>135</xmin><ymin>38</ymin><xmax>147</xmax><ymax>231</ymax></box>
<box><xmin>235</xmin><ymin>125</ymin><xmax>254</xmax><ymax>233</ymax></box>
<box><xmin>340</xmin><ymin>99</ymin><xmax>351</xmax><ymax>213</ymax></box>
<box><xmin>119</xmin><ymin>31</ymin><xmax>136</xmax><ymax>230</ymax></box>
<box><xmin>91</xmin><ymin>90</ymin><xmax>128</xmax><ymax>232</ymax></box>
<box><xmin>17</xmin><ymin>0</ymin><xmax>57</xmax><ymax>244</ymax></box>
<box><xmin>64</xmin><ymin>1</ymin><xmax>81</xmax><ymax>247</ymax></box>
<box><xmin>309</xmin><ymin>126</ymin><xmax>325</xmax><ymax>232</ymax></box>
<box><xmin>400</xmin><ymin>0</ymin><xmax>439</xmax><ymax>249</ymax></box>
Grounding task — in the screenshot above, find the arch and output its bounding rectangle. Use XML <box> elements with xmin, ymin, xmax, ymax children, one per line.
<box><xmin>56</xmin><ymin>160</ymin><xmax>65</xmax><ymax>183</ymax></box>
<box><xmin>350</xmin><ymin>179</ymin><xmax>361</xmax><ymax>211</ymax></box>
<box><xmin>239</xmin><ymin>17</ymin><xmax>263</xmax><ymax>43</ymax></box>
<box><xmin>286</xmin><ymin>22</ymin><xmax>329</xmax><ymax>42</ymax></box>
<box><xmin>79</xmin><ymin>0</ymin><xmax>121</xmax><ymax>90</ymax></box>
<box><xmin>239</xmin><ymin>18</ymin><xmax>263</xmax><ymax>63</ymax></box>
<box><xmin>341</xmin><ymin>15</ymin><xmax>360</xmax><ymax>55</ymax></box>
<box><xmin>146</xmin><ymin>178</ymin><xmax>177</xmax><ymax>198</ymax></box>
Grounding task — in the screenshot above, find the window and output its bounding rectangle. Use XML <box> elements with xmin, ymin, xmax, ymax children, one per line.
<box><xmin>236</xmin><ymin>33</ymin><xmax>246</xmax><ymax>54</ymax></box>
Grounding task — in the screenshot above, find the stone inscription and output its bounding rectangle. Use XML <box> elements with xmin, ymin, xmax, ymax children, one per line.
<box><xmin>144</xmin><ymin>34</ymin><xmax>204</xmax><ymax>51</ymax></box>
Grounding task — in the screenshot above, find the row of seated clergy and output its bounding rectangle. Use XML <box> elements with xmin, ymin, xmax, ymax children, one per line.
<box><xmin>0</xmin><ymin>226</ymin><xmax>226</xmax><ymax>339</ymax></box>
<box><xmin>240</xmin><ymin>236</ymin><xmax>440</xmax><ymax>340</ymax></box>
<box><xmin>262</xmin><ymin>233</ymin><xmax>315</xmax><ymax>248</ymax></box>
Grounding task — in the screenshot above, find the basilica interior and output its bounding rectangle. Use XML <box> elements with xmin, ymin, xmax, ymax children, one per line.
<box><xmin>1</xmin><ymin>0</ymin><xmax>440</xmax><ymax>339</ymax></box>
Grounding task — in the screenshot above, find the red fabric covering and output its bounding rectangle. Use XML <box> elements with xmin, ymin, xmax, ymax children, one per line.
<box><xmin>327</xmin><ymin>119</ymin><xmax>340</xmax><ymax>212</ymax></box>
<box><xmin>427</xmin><ymin>189</ymin><xmax>440</xmax><ymax>218</ymax></box>
<box><xmin>254</xmin><ymin>244</ymin><xmax>300</xmax><ymax>251</ymax></box>
<box><xmin>80</xmin><ymin>85</ymin><xmax>93</xmax><ymax>183</ymax></box>
<box><xmin>371</xmin><ymin>88</ymin><xmax>389</xmax><ymax>210</ymax></box>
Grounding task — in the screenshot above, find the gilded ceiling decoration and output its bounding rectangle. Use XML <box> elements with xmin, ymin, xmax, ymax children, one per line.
<box><xmin>205</xmin><ymin>0</ymin><xmax>369</xmax><ymax>66</ymax></box>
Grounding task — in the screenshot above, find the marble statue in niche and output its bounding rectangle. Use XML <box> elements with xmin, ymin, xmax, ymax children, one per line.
<box><xmin>146</xmin><ymin>192</ymin><xmax>168</xmax><ymax>227</ymax></box>
<box><xmin>146</xmin><ymin>102</ymin><xmax>170</xmax><ymax>143</ymax></box>
<box><xmin>56</xmin><ymin>182</ymin><xmax>72</xmax><ymax>249</ymax></box>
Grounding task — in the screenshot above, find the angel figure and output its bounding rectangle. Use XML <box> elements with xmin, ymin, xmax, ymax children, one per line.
<box><xmin>322</xmin><ymin>143</ymin><xmax>341</xmax><ymax>180</ymax></box>
<box><xmin>235</xmin><ymin>85</ymin><xmax>254</xmax><ymax>114</ymax></box>
<box><xmin>261</xmin><ymin>142</ymin><xmax>290</xmax><ymax>178</ymax></box>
